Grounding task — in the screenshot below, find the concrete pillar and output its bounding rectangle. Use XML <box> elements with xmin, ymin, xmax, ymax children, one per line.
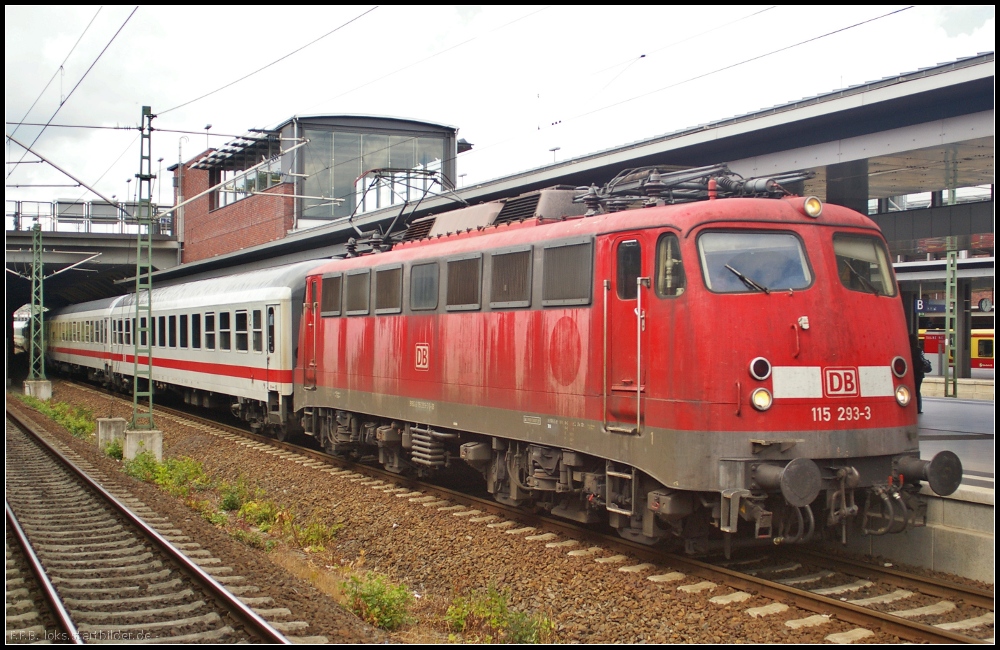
<box><xmin>97</xmin><ymin>418</ymin><xmax>127</xmax><ymax>450</ymax></box>
<box><xmin>825</xmin><ymin>159</ymin><xmax>869</xmax><ymax>215</ymax></box>
<box><xmin>125</xmin><ymin>429</ymin><xmax>163</xmax><ymax>461</ymax></box>
<box><xmin>23</xmin><ymin>380</ymin><xmax>52</xmax><ymax>401</ymax></box>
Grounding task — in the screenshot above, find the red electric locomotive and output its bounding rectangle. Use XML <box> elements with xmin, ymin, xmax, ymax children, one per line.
<box><xmin>294</xmin><ymin>165</ymin><xmax>962</xmax><ymax>553</ymax></box>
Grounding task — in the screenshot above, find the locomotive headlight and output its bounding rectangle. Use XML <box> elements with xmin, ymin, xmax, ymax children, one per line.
<box><xmin>803</xmin><ymin>196</ymin><xmax>823</xmax><ymax>218</ymax></box>
<box><xmin>749</xmin><ymin>357</ymin><xmax>771</xmax><ymax>381</ymax></box>
<box><xmin>751</xmin><ymin>388</ymin><xmax>773</xmax><ymax>411</ymax></box>
<box><xmin>895</xmin><ymin>385</ymin><xmax>911</xmax><ymax>406</ymax></box>
<box><xmin>891</xmin><ymin>356</ymin><xmax>908</xmax><ymax>377</ymax></box>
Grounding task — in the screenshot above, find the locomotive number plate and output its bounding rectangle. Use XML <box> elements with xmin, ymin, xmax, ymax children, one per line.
<box><xmin>415</xmin><ymin>343</ymin><xmax>429</xmax><ymax>370</ymax></box>
<box><xmin>811</xmin><ymin>406</ymin><xmax>872</xmax><ymax>422</ymax></box>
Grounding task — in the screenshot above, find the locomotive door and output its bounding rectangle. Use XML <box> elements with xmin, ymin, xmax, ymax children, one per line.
<box><xmin>265</xmin><ymin>304</ymin><xmax>280</xmax><ymax>391</ymax></box>
<box><xmin>303</xmin><ymin>278</ymin><xmax>318</xmax><ymax>390</ymax></box>
<box><xmin>605</xmin><ymin>235</ymin><xmax>650</xmax><ymax>434</ymax></box>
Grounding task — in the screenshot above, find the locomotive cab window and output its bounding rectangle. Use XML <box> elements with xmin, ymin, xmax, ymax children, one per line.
<box><xmin>320</xmin><ymin>274</ymin><xmax>342</xmax><ymax>317</ymax></box>
<box><xmin>490</xmin><ymin>247</ymin><xmax>532</xmax><ymax>308</ymax></box>
<box><xmin>699</xmin><ymin>231</ymin><xmax>811</xmax><ymax>293</ymax></box>
<box><xmin>446</xmin><ymin>255</ymin><xmax>482</xmax><ymax>311</ymax></box>
<box><xmin>410</xmin><ymin>263</ymin><xmax>438</xmax><ymax>311</ymax></box>
<box><xmin>656</xmin><ymin>233</ymin><xmax>686</xmax><ymax>298</ymax></box>
<box><xmin>616</xmin><ymin>240</ymin><xmax>642</xmax><ymax>300</ymax></box>
<box><xmin>833</xmin><ymin>234</ymin><xmax>896</xmax><ymax>297</ymax></box>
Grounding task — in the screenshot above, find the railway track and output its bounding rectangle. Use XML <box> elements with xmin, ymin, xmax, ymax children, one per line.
<box><xmin>4</xmin><ymin>411</ymin><xmax>293</xmax><ymax>644</ymax></box>
<box><xmin>42</xmin><ymin>381</ymin><xmax>997</xmax><ymax>642</ymax></box>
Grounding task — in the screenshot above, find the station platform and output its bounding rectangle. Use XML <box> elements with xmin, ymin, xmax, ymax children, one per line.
<box><xmin>921</xmin><ymin>376</ymin><xmax>994</xmax><ymax>401</ymax></box>
<box><xmin>830</xmin><ymin>395</ymin><xmax>995</xmax><ymax>583</ymax></box>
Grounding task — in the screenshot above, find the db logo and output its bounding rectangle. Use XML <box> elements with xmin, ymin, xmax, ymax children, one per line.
<box><xmin>824</xmin><ymin>367</ymin><xmax>859</xmax><ymax>397</ymax></box>
<box><xmin>414</xmin><ymin>343</ymin><xmax>429</xmax><ymax>371</ymax></box>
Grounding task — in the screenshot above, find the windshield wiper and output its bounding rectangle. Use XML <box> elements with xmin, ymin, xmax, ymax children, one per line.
<box><xmin>725</xmin><ymin>264</ymin><xmax>770</xmax><ymax>294</ymax></box>
<box><xmin>845</xmin><ymin>263</ymin><xmax>880</xmax><ymax>296</ymax></box>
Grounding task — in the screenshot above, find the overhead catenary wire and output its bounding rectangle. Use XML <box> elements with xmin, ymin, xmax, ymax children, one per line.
<box><xmin>6</xmin><ymin>6</ymin><xmax>103</xmax><ymax>143</ymax></box>
<box><xmin>159</xmin><ymin>6</ymin><xmax>379</xmax><ymax>116</ymax></box>
<box><xmin>6</xmin><ymin>6</ymin><xmax>139</xmax><ymax>181</ymax></box>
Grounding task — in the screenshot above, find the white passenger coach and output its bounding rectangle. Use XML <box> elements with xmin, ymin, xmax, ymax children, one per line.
<box><xmin>47</xmin><ymin>260</ymin><xmax>322</xmax><ymax>433</ymax></box>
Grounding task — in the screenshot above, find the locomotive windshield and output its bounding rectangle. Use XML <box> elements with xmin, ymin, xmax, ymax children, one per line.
<box><xmin>698</xmin><ymin>231</ymin><xmax>811</xmax><ymax>293</ymax></box>
<box><xmin>833</xmin><ymin>234</ymin><xmax>897</xmax><ymax>297</ymax></box>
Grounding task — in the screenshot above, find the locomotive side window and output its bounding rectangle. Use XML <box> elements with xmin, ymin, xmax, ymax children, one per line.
<box><xmin>345</xmin><ymin>270</ymin><xmax>371</xmax><ymax>316</ymax></box>
<box><xmin>235</xmin><ymin>310</ymin><xmax>249</xmax><ymax>352</ymax></box>
<box><xmin>158</xmin><ymin>316</ymin><xmax>166</xmax><ymax>347</ymax></box>
<box><xmin>321</xmin><ymin>274</ymin><xmax>342</xmax><ymax>316</ymax></box>
<box><xmin>219</xmin><ymin>312</ymin><xmax>231</xmax><ymax>350</ymax></box>
<box><xmin>490</xmin><ymin>248</ymin><xmax>532</xmax><ymax>308</ymax></box>
<box><xmin>446</xmin><ymin>255</ymin><xmax>482</xmax><ymax>311</ymax></box>
<box><xmin>656</xmin><ymin>233</ymin><xmax>686</xmax><ymax>297</ymax></box>
<box><xmin>252</xmin><ymin>310</ymin><xmax>263</xmax><ymax>352</ymax></box>
<box><xmin>205</xmin><ymin>313</ymin><xmax>216</xmax><ymax>350</ymax></box>
<box><xmin>168</xmin><ymin>315</ymin><xmax>177</xmax><ymax>348</ymax></box>
<box><xmin>833</xmin><ymin>234</ymin><xmax>896</xmax><ymax>297</ymax></box>
<box><xmin>375</xmin><ymin>266</ymin><xmax>403</xmax><ymax>314</ymax></box>
<box><xmin>699</xmin><ymin>231</ymin><xmax>811</xmax><ymax>293</ymax></box>
<box><xmin>542</xmin><ymin>240</ymin><xmax>593</xmax><ymax>306</ymax></box>
<box><xmin>180</xmin><ymin>315</ymin><xmax>189</xmax><ymax>348</ymax></box>
<box><xmin>616</xmin><ymin>240</ymin><xmax>642</xmax><ymax>300</ymax></box>
<box><xmin>192</xmin><ymin>314</ymin><xmax>202</xmax><ymax>349</ymax></box>
<box><xmin>410</xmin><ymin>263</ymin><xmax>439</xmax><ymax>311</ymax></box>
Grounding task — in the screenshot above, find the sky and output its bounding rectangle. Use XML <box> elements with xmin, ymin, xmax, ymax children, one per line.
<box><xmin>4</xmin><ymin>5</ymin><xmax>995</xmax><ymax>208</ymax></box>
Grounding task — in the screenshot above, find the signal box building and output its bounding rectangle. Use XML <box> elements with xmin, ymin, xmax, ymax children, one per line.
<box><xmin>172</xmin><ymin>115</ymin><xmax>464</xmax><ymax>264</ymax></box>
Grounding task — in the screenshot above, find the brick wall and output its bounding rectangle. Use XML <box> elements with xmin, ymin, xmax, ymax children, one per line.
<box><xmin>177</xmin><ymin>160</ymin><xmax>294</xmax><ymax>263</ymax></box>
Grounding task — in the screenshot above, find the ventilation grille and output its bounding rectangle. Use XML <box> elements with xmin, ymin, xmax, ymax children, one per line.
<box><xmin>403</xmin><ymin>216</ymin><xmax>436</xmax><ymax>241</ymax></box>
<box><xmin>494</xmin><ymin>193</ymin><xmax>541</xmax><ymax>225</ymax></box>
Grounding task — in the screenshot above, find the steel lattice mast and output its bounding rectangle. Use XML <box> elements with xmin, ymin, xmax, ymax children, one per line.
<box><xmin>131</xmin><ymin>106</ymin><xmax>156</xmax><ymax>430</ymax></box>
<box><xmin>28</xmin><ymin>222</ymin><xmax>46</xmax><ymax>381</ymax></box>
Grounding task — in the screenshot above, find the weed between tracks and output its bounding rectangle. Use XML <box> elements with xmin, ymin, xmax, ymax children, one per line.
<box><xmin>14</xmin><ymin>394</ymin><xmax>95</xmax><ymax>439</ymax></box>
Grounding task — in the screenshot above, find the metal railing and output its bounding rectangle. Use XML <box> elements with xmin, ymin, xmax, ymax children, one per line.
<box><xmin>5</xmin><ymin>200</ymin><xmax>174</xmax><ymax>237</ymax></box>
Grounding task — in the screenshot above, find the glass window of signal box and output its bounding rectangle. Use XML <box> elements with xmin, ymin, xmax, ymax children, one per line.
<box><xmin>833</xmin><ymin>234</ymin><xmax>896</xmax><ymax>297</ymax></box>
<box><xmin>699</xmin><ymin>231</ymin><xmax>811</xmax><ymax>293</ymax></box>
<box><xmin>656</xmin><ymin>233</ymin><xmax>686</xmax><ymax>298</ymax></box>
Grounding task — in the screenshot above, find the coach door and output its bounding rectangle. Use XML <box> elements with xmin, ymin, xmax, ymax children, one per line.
<box><xmin>303</xmin><ymin>278</ymin><xmax>318</xmax><ymax>390</ymax></box>
<box><xmin>266</xmin><ymin>305</ymin><xmax>281</xmax><ymax>391</ymax></box>
<box><xmin>605</xmin><ymin>235</ymin><xmax>650</xmax><ymax>434</ymax></box>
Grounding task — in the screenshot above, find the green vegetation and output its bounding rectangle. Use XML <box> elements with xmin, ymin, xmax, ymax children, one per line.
<box><xmin>445</xmin><ymin>585</ymin><xmax>554</xmax><ymax>643</ymax></box>
<box><xmin>219</xmin><ymin>480</ymin><xmax>253</xmax><ymax>512</ymax></box>
<box><xmin>344</xmin><ymin>572</ymin><xmax>414</xmax><ymax>631</ymax></box>
<box><xmin>237</xmin><ymin>499</ymin><xmax>280</xmax><ymax>529</ymax></box>
<box><xmin>15</xmin><ymin>394</ymin><xmax>95</xmax><ymax>439</ymax></box>
<box><xmin>103</xmin><ymin>438</ymin><xmax>124</xmax><ymax>460</ymax></box>
<box><xmin>122</xmin><ymin>452</ymin><xmax>210</xmax><ymax>497</ymax></box>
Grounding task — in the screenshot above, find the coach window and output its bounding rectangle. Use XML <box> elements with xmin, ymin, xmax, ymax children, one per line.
<box><xmin>158</xmin><ymin>316</ymin><xmax>166</xmax><ymax>347</ymax></box>
<box><xmin>320</xmin><ymin>274</ymin><xmax>342</xmax><ymax>317</ymax></box>
<box><xmin>179</xmin><ymin>315</ymin><xmax>189</xmax><ymax>348</ymax></box>
<box><xmin>617</xmin><ymin>240</ymin><xmax>642</xmax><ymax>300</ymax></box>
<box><xmin>111</xmin><ymin>321</ymin><xmax>117</xmax><ymax>345</ymax></box>
<box><xmin>235</xmin><ymin>310</ymin><xmax>249</xmax><ymax>352</ymax></box>
<box><xmin>375</xmin><ymin>266</ymin><xmax>403</xmax><ymax>315</ymax></box>
<box><xmin>125</xmin><ymin>319</ymin><xmax>132</xmax><ymax>346</ymax></box>
<box><xmin>252</xmin><ymin>310</ymin><xmax>263</xmax><ymax>352</ymax></box>
<box><xmin>655</xmin><ymin>233</ymin><xmax>686</xmax><ymax>298</ymax></box>
<box><xmin>542</xmin><ymin>240</ymin><xmax>593</xmax><ymax>306</ymax></box>
<box><xmin>192</xmin><ymin>314</ymin><xmax>202</xmax><ymax>349</ymax></box>
<box><xmin>345</xmin><ymin>270</ymin><xmax>371</xmax><ymax>316</ymax></box>
<box><xmin>219</xmin><ymin>312</ymin><xmax>231</xmax><ymax>350</ymax></box>
<box><xmin>446</xmin><ymin>255</ymin><xmax>482</xmax><ymax>311</ymax></box>
<box><xmin>490</xmin><ymin>248</ymin><xmax>532</xmax><ymax>309</ymax></box>
<box><xmin>267</xmin><ymin>307</ymin><xmax>276</xmax><ymax>353</ymax></box>
<box><xmin>410</xmin><ymin>263</ymin><xmax>438</xmax><ymax>311</ymax></box>
<box><xmin>140</xmin><ymin>317</ymin><xmax>148</xmax><ymax>347</ymax></box>
<box><xmin>833</xmin><ymin>234</ymin><xmax>896</xmax><ymax>297</ymax></box>
<box><xmin>149</xmin><ymin>318</ymin><xmax>155</xmax><ymax>346</ymax></box>
<box><xmin>205</xmin><ymin>313</ymin><xmax>216</xmax><ymax>349</ymax></box>
<box><xmin>168</xmin><ymin>315</ymin><xmax>177</xmax><ymax>347</ymax></box>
